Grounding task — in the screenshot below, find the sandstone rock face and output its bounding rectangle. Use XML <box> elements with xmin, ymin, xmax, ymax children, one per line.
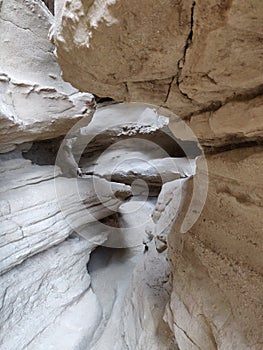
<box><xmin>53</xmin><ymin>0</ymin><xmax>263</xmax><ymax>148</ymax></box>
<box><xmin>0</xmin><ymin>0</ymin><xmax>94</xmax><ymax>152</ymax></box>
<box><xmin>166</xmin><ymin>147</ymin><xmax>263</xmax><ymax>350</ymax></box>
<box><xmin>0</xmin><ymin>236</ymin><xmax>100</xmax><ymax>350</ymax></box>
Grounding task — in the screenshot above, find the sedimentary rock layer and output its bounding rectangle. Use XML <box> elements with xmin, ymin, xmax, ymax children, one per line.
<box><xmin>0</xmin><ymin>0</ymin><xmax>94</xmax><ymax>152</ymax></box>
<box><xmin>0</xmin><ymin>237</ymin><xmax>100</xmax><ymax>350</ymax></box>
<box><xmin>166</xmin><ymin>146</ymin><xmax>263</xmax><ymax>350</ymax></box>
<box><xmin>0</xmin><ymin>154</ymin><xmax>131</xmax><ymax>275</ymax></box>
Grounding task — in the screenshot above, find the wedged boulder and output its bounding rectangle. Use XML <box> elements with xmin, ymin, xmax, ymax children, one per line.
<box><xmin>0</xmin><ymin>155</ymin><xmax>131</xmax><ymax>275</ymax></box>
<box><xmin>73</xmin><ymin>103</ymin><xmax>174</xmax><ymax>158</ymax></box>
<box><xmin>52</xmin><ymin>0</ymin><xmax>192</xmax><ymax>100</ymax></box>
<box><xmin>0</xmin><ymin>236</ymin><xmax>101</xmax><ymax>350</ymax></box>
<box><xmin>165</xmin><ymin>147</ymin><xmax>263</xmax><ymax>350</ymax></box>
<box><xmin>52</xmin><ymin>0</ymin><xmax>263</xmax><ymax>148</ymax></box>
<box><xmin>151</xmin><ymin>177</ymin><xmax>195</xmax><ymax>253</ymax></box>
<box><xmin>76</xmin><ymin>103</ymin><xmax>201</xmax><ymax>174</ymax></box>
<box><xmin>0</xmin><ymin>0</ymin><xmax>94</xmax><ymax>152</ymax></box>
<box><xmin>83</xmin><ymin>155</ymin><xmax>196</xmax><ymax>196</ymax></box>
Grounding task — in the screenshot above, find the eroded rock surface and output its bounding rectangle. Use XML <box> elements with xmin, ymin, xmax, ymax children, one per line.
<box><xmin>0</xmin><ymin>0</ymin><xmax>94</xmax><ymax>152</ymax></box>
<box><xmin>0</xmin><ymin>96</ymin><xmax>192</xmax><ymax>350</ymax></box>
<box><xmin>82</xmin><ymin>155</ymin><xmax>195</xmax><ymax>195</ymax></box>
<box><xmin>0</xmin><ymin>236</ymin><xmax>100</xmax><ymax>350</ymax></box>
<box><xmin>53</xmin><ymin>0</ymin><xmax>263</xmax><ymax>148</ymax></box>
<box><xmin>1</xmin><ymin>1</ymin><xmax>262</xmax><ymax>349</ymax></box>
<box><xmin>0</xmin><ymin>152</ymin><xmax>131</xmax><ymax>275</ymax></box>
<box><xmin>165</xmin><ymin>147</ymin><xmax>263</xmax><ymax>350</ymax></box>
<box><xmin>121</xmin><ymin>243</ymin><xmax>176</xmax><ymax>350</ymax></box>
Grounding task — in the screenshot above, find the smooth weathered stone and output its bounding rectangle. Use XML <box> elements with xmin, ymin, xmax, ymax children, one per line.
<box><xmin>82</xmin><ymin>155</ymin><xmax>196</xmax><ymax>194</ymax></box>
<box><xmin>0</xmin><ymin>237</ymin><xmax>101</xmax><ymax>350</ymax></box>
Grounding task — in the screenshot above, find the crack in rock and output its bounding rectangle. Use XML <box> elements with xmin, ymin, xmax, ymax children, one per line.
<box><xmin>175</xmin><ymin>1</ymin><xmax>196</xmax><ymax>101</ymax></box>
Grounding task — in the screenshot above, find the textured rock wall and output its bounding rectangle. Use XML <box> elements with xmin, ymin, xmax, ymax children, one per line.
<box><xmin>0</xmin><ymin>2</ymin><xmax>129</xmax><ymax>349</ymax></box>
<box><xmin>0</xmin><ymin>237</ymin><xmax>99</xmax><ymax>350</ymax></box>
<box><xmin>52</xmin><ymin>1</ymin><xmax>263</xmax><ymax>350</ymax></box>
<box><xmin>0</xmin><ymin>3</ymin><xmax>188</xmax><ymax>346</ymax></box>
<box><xmin>166</xmin><ymin>147</ymin><xmax>263</xmax><ymax>350</ymax></box>
<box><xmin>1</xmin><ymin>1</ymin><xmax>262</xmax><ymax>350</ymax></box>
<box><xmin>0</xmin><ymin>0</ymin><xmax>94</xmax><ymax>153</ymax></box>
<box><xmin>53</xmin><ymin>0</ymin><xmax>263</xmax><ymax>149</ymax></box>
<box><xmin>0</xmin><ymin>153</ymin><xmax>131</xmax><ymax>275</ymax></box>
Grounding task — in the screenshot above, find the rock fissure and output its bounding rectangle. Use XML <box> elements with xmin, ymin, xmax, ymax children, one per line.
<box><xmin>164</xmin><ymin>75</ymin><xmax>176</xmax><ymax>104</ymax></box>
<box><xmin>174</xmin><ymin>1</ymin><xmax>196</xmax><ymax>103</ymax></box>
<box><xmin>186</xmin><ymin>83</ymin><xmax>263</xmax><ymax>120</ymax></box>
<box><xmin>173</xmin><ymin>319</ymin><xmax>203</xmax><ymax>350</ymax></box>
<box><xmin>203</xmin><ymin>139</ymin><xmax>263</xmax><ymax>154</ymax></box>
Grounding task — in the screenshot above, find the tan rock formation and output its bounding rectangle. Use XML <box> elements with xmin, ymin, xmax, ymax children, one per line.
<box><xmin>165</xmin><ymin>147</ymin><xmax>263</xmax><ymax>350</ymax></box>
<box><xmin>53</xmin><ymin>0</ymin><xmax>263</xmax><ymax>148</ymax></box>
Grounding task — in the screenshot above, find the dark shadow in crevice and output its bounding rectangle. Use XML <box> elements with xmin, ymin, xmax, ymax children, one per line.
<box><xmin>203</xmin><ymin>139</ymin><xmax>263</xmax><ymax>154</ymax></box>
<box><xmin>94</xmin><ymin>95</ymin><xmax>115</xmax><ymax>104</ymax></box>
<box><xmin>22</xmin><ymin>136</ymin><xmax>63</xmax><ymax>165</ymax></box>
<box><xmin>42</xmin><ymin>0</ymin><xmax>54</xmax><ymax>14</ymax></box>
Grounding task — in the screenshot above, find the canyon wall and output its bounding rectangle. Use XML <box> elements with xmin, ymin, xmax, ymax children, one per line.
<box><xmin>166</xmin><ymin>148</ymin><xmax>263</xmax><ymax>349</ymax></box>
<box><xmin>52</xmin><ymin>1</ymin><xmax>263</xmax><ymax>349</ymax></box>
<box><xmin>0</xmin><ymin>1</ymin><xmax>262</xmax><ymax>350</ymax></box>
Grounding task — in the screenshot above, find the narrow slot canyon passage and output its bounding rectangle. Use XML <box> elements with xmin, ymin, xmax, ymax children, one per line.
<box><xmin>55</xmin><ymin>102</ymin><xmax>200</xmax><ymax>349</ymax></box>
<box><xmin>0</xmin><ymin>101</ymin><xmax>200</xmax><ymax>349</ymax></box>
<box><xmin>1</xmin><ymin>1</ymin><xmax>262</xmax><ymax>349</ymax></box>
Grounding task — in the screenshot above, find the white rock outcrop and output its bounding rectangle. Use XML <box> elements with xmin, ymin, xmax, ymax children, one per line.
<box><xmin>0</xmin><ymin>236</ymin><xmax>101</xmax><ymax>350</ymax></box>
<box><xmin>121</xmin><ymin>244</ymin><xmax>176</xmax><ymax>350</ymax></box>
<box><xmin>0</xmin><ymin>152</ymin><xmax>131</xmax><ymax>275</ymax></box>
<box><xmin>0</xmin><ymin>0</ymin><xmax>94</xmax><ymax>153</ymax></box>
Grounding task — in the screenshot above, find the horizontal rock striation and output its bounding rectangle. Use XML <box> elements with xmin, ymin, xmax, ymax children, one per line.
<box><xmin>1</xmin><ymin>0</ymin><xmax>262</xmax><ymax>349</ymax></box>
<box><xmin>0</xmin><ymin>0</ymin><xmax>94</xmax><ymax>152</ymax></box>
<box><xmin>0</xmin><ymin>154</ymin><xmax>131</xmax><ymax>275</ymax></box>
<box><xmin>166</xmin><ymin>147</ymin><xmax>263</xmax><ymax>350</ymax></box>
